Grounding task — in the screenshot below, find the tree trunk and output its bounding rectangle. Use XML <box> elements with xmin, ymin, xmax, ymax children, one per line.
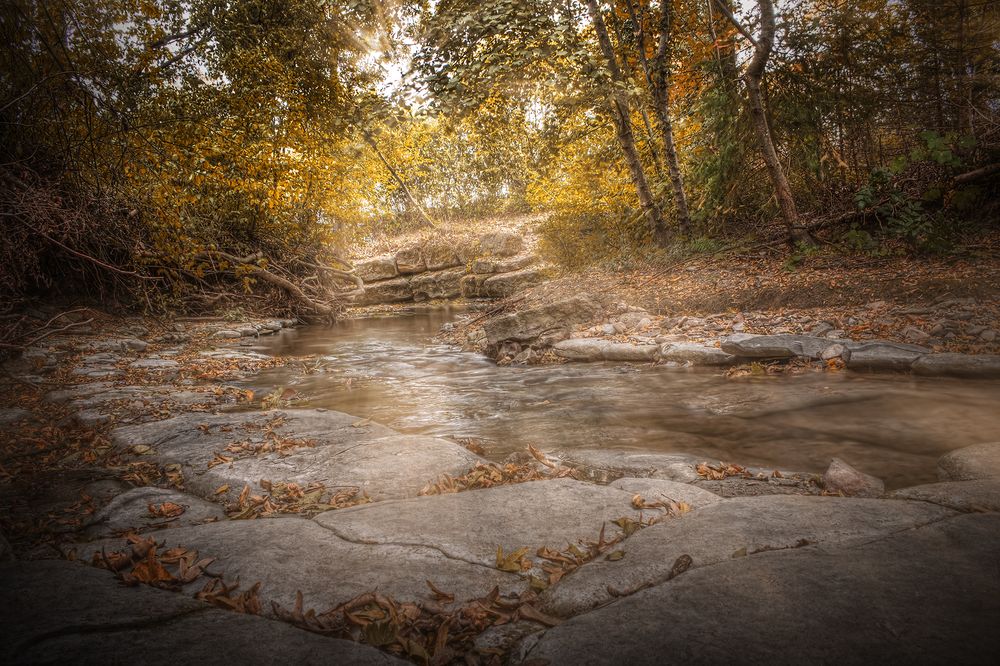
<box><xmin>585</xmin><ymin>0</ymin><xmax>670</xmax><ymax>247</ymax></box>
<box><xmin>648</xmin><ymin>1</ymin><xmax>693</xmax><ymax>236</ymax></box>
<box><xmin>624</xmin><ymin>0</ymin><xmax>693</xmax><ymax>236</ymax></box>
<box><xmin>362</xmin><ymin>129</ymin><xmax>436</xmax><ymax>229</ymax></box>
<box><xmin>734</xmin><ymin>0</ymin><xmax>812</xmax><ymax>245</ymax></box>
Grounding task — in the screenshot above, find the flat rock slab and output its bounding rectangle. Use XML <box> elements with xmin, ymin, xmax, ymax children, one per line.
<box><xmin>315</xmin><ymin>479</ymin><xmax>644</xmax><ymax>569</ymax></box>
<box><xmin>75</xmin><ymin>516</ymin><xmax>521</xmax><ymax>613</ymax></box>
<box><xmin>891</xmin><ymin>479</ymin><xmax>1000</xmax><ymax>512</ymax></box>
<box><xmin>609</xmin><ymin>478</ymin><xmax>722</xmax><ymax>509</ymax></box>
<box><xmin>553</xmin><ymin>449</ymin><xmax>703</xmax><ymax>483</ymax></box>
<box><xmin>937</xmin><ymin>442</ymin><xmax>1000</xmax><ymax>481</ymax></box>
<box><xmin>721</xmin><ymin>333</ymin><xmax>841</xmax><ymax>359</ymax></box>
<box><xmin>912</xmin><ymin>353</ymin><xmax>1000</xmax><ymax>378</ymax></box>
<box><xmin>537</xmin><ymin>495</ymin><xmax>955</xmax><ymax>618</ymax></box>
<box><xmin>659</xmin><ymin>342</ymin><xmax>735</xmax><ymax>366</ymax></box>
<box><xmin>0</xmin><ymin>560</ymin><xmax>402</xmax><ymax>665</ymax></box>
<box><xmin>553</xmin><ymin>339</ymin><xmax>658</xmax><ymax>363</ymax></box>
<box><xmin>84</xmin><ymin>487</ymin><xmax>227</xmax><ymax>537</ymax></box>
<box><xmin>111</xmin><ymin>409</ymin><xmax>484</xmax><ymax>502</ymax></box>
<box><xmin>519</xmin><ymin>513</ymin><xmax>1000</xmax><ymax>665</ymax></box>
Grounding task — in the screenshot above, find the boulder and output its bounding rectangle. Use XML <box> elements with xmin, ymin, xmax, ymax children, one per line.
<box><xmin>410</xmin><ymin>268</ymin><xmax>464</xmax><ymax>300</ymax></box>
<box><xmin>912</xmin><ymin>353</ymin><xmax>1000</xmax><ymax>378</ymax></box>
<box><xmin>315</xmin><ymin>479</ymin><xmax>644</xmax><ymax>568</ymax></box>
<box><xmin>937</xmin><ymin>442</ymin><xmax>1000</xmax><ymax>481</ymax></box>
<box><xmin>394</xmin><ymin>245</ymin><xmax>425</xmax><ymax>274</ymax></box>
<box><xmin>111</xmin><ymin>409</ymin><xmax>485</xmax><ymax>502</ymax></box>
<box><xmin>0</xmin><ymin>560</ymin><xmax>404</xmax><ymax>665</ymax></box>
<box><xmin>354</xmin><ymin>255</ymin><xmax>399</xmax><ymax>283</ymax></box>
<box><xmin>891</xmin><ymin>479</ymin><xmax>1000</xmax><ymax>512</ymax></box>
<box><xmin>845</xmin><ymin>341</ymin><xmax>929</xmax><ymax>371</ymax></box>
<box><xmin>75</xmin><ymin>517</ymin><xmax>523</xmax><ymax>614</ymax></box>
<box><xmin>213</xmin><ymin>330</ymin><xmax>241</xmax><ymax>339</ymax></box>
<box><xmin>535</xmin><ymin>495</ymin><xmax>955</xmax><ymax>619</ymax></box>
<box><xmin>484</xmin><ymin>295</ymin><xmax>602</xmax><ymax>345</ymax></box>
<box><xmin>659</xmin><ymin>342</ymin><xmax>736</xmax><ymax>366</ymax></box>
<box><xmin>521</xmin><ymin>513</ymin><xmax>1000</xmax><ymax>665</ymax></box>
<box><xmin>822</xmin><ymin>458</ymin><xmax>884</xmax><ymax>497</ymax></box>
<box><xmin>721</xmin><ymin>334</ymin><xmax>840</xmax><ymax>360</ymax></box>
<box><xmin>422</xmin><ymin>241</ymin><xmax>460</xmax><ymax>271</ymax></box>
<box><xmin>478</xmin><ymin>231</ymin><xmax>524</xmax><ymax>257</ymax></box>
<box><xmin>84</xmin><ymin>487</ymin><xmax>227</xmax><ymax>537</ymax></box>
<box><xmin>482</xmin><ymin>268</ymin><xmax>544</xmax><ymax>298</ymax></box>
<box><xmin>602</xmin><ymin>342</ymin><xmax>659</xmax><ymax>362</ymax></box>
<box><xmin>357</xmin><ymin>277</ymin><xmax>412</xmax><ymax>305</ymax></box>
<box><xmin>552</xmin><ymin>339</ymin><xmax>608</xmax><ymax>362</ymax></box>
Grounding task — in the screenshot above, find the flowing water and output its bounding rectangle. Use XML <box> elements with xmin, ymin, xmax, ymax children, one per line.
<box><xmin>242</xmin><ymin>309</ymin><xmax>1000</xmax><ymax>489</ymax></box>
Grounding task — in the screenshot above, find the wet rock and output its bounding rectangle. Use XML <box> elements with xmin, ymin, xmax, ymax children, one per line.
<box><xmin>553</xmin><ymin>449</ymin><xmax>702</xmax><ymax>484</ymax></box>
<box><xmin>357</xmin><ymin>277</ymin><xmax>413</xmax><ymax>305</ymax></box>
<box><xmin>844</xmin><ymin>341</ymin><xmax>928</xmax><ymax>372</ymax></box>
<box><xmin>482</xmin><ymin>268</ymin><xmax>544</xmax><ymax>298</ymax></box>
<box><xmin>213</xmin><ymin>329</ymin><xmax>241</xmax><ymax>339</ymax></box>
<box><xmin>478</xmin><ymin>231</ymin><xmax>523</xmax><ymax>257</ymax></box>
<box><xmin>84</xmin><ymin>487</ymin><xmax>227</xmax><ymax>537</ymax></box>
<box><xmin>891</xmin><ymin>479</ymin><xmax>1000</xmax><ymax>512</ymax></box>
<box><xmin>511</xmin><ymin>348</ymin><xmax>538</xmax><ymax>365</ymax></box>
<box><xmin>394</xmin><ymin>245</ymin><xmax>425</xmax><ymax>274</ymax></box>
<box><xmin>821</xmin><ymin>343</ymin><xmax>847</xmax><ymax>360</ymax></box>
<box><xmin>609</xmin><ymin>478</ymin><xmax>721</xmax><ymax>509</ymax></box>
<box><xmin>0</xmin><ymin>560</ymin><xmax>404</xmax><ymax>665</ymax></box>
<box><xmin>315</xmin><ymin>479</ymin><xmax>642</xmax><ymax>568</ymax></box>
<box><xmin>261</xmin><ymin>320</ymin><xmax>284</xmax><ymax>332</ymax></box>
<box><xmin>236</xmin><ymin>325</ymin><xmax>258</xmax><ymax>337</ymax></box>
<box><xmin>552</xmin><ymin>339</ymin><xmax>657</xmax><ymax>362</ymax></box>
<box><xmin>76</xmin><ymin>517</ymin><xmax>522</xmax><ymax>614</ymax></box>
<box><xmin>659</xmin><ymin>342</ymin><xmax>735</xmax><ymax>366</ymax></box>
<box><xmin>602</xmin><ymin>342</ymin><xmax>659</xmax><ymax>362</ymax></box>
<box><xmin>356</xmin><ymin>255</ymin><xmax>398</xmax><ymax>282</ymax></box>
<box><xmin>822</xmin><ymin>458</ymin><xmax>885</xmax><ymax>498</ymax></box>
<box><xmin>536</xmin><ymin>495</ymin><xmax>953</xmax><ymax>619</ymax></box>
<box><xmin>111</xmin><ymin>409</ymin><xmax>485</xmax><ymax>502</ymax></box>
<box><xmin>522</xmin><ymin>513</ymin><xmax>998</xmax><ymax>664</ymax></box>
<box><xmin>937</xmin><ymin>442</ymin><xmax>1000</xmax><ymax>481</ymax></box>
<box><xmin>484</xmin><ymin>295</ymin><xmax>602</xmax><ymax>345</ymax></box>
<box><xmin>912</xmin><ymin>353</ymin><xmax>1000</xmax><ymax>378</ymax></box>
<box><xmin>410</xmin><ymin>268</ymin><xmax>464</xmax><ymax>300</ymax></box>
<box><xmin>721</xmin><ymin>334</ymin><xmax>838</xmax><ymax>360</ymax></box>
<box><xmin>552</xmin><ymin>338</ymin><xmax>606</xmax><ymax>361</ymax></box>
<box><xmin>422</xmin><ymin>241</ymin><xmax>460</xmax><ymax>271</ymax></box>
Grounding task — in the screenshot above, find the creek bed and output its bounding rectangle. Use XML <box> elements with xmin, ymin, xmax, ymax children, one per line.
<box><xmin>241</xmin><ymin>309</ymin><xmax>1000</xmax><ymax>488</ymax></box>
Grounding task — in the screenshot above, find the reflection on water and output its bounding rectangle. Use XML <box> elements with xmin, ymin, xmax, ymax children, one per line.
<box><xmin>243</xmin><ymin>309</ymin><xmax>1000</xmax><ymax>488</ymax></box>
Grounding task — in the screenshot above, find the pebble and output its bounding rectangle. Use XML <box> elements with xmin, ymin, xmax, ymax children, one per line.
<box><xmin>982</xmin><ymin>330</ymin><xmax>997</xmax><ymax>342</ymax></box>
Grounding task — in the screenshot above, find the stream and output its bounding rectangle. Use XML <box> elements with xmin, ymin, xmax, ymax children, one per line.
<box><xmin>242</xmin><ymin>309</ymin><xmax>1000</xmax><ymax>489</ymax></box>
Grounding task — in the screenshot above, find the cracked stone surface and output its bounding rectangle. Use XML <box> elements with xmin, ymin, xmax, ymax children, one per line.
<box><xmin>517</xmin><ymin>513</ymin><xmax>1000</xmax><ymax>665</ymax></box>
<box><xmin>0</xmin><ymin>560</ymin><xmax>404</xmax><ymax>665</ymax></box>
<box><xmin>536</xmin><ymin>495</ymin><xmax>956</xmax><ymax>618</ymax></box>
<box><xmin>608</xmin><ymin>477</ymin><xmax>722</xmax><ymax>509</ymax></box>
<box><xmin>74</xmin><ymin>516</ymin><xmax>523</xmax><ymax>615</ymax></box>
<box><xmin>314</xmin><ymin>479</ymin><xmax>645</xmax><ymax>568</ymax></box>
<box><xmin>891</xmin><ymin>479</ymin><xmax>1000</xmax><ymax>512</ymax></box>
<box><xmin>111</xmin><ymin>409</ymin><xmax>485</xmax><ymax>502</ymax></box>
<box><xmin>552</xmin><ymin>449</ymin><xmax>703</xmax><ymax>483</ymax></box>
<box><xmin>83</xmin><ymin>487</ymin><xmax>228</xmax><ymax>538</ymax></box>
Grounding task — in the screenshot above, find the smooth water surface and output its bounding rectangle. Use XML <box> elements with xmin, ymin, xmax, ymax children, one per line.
<box><xmin>243</xmin><ymin>309</ymin><xmax>1000</xmax><ymax>488</ymax></box>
